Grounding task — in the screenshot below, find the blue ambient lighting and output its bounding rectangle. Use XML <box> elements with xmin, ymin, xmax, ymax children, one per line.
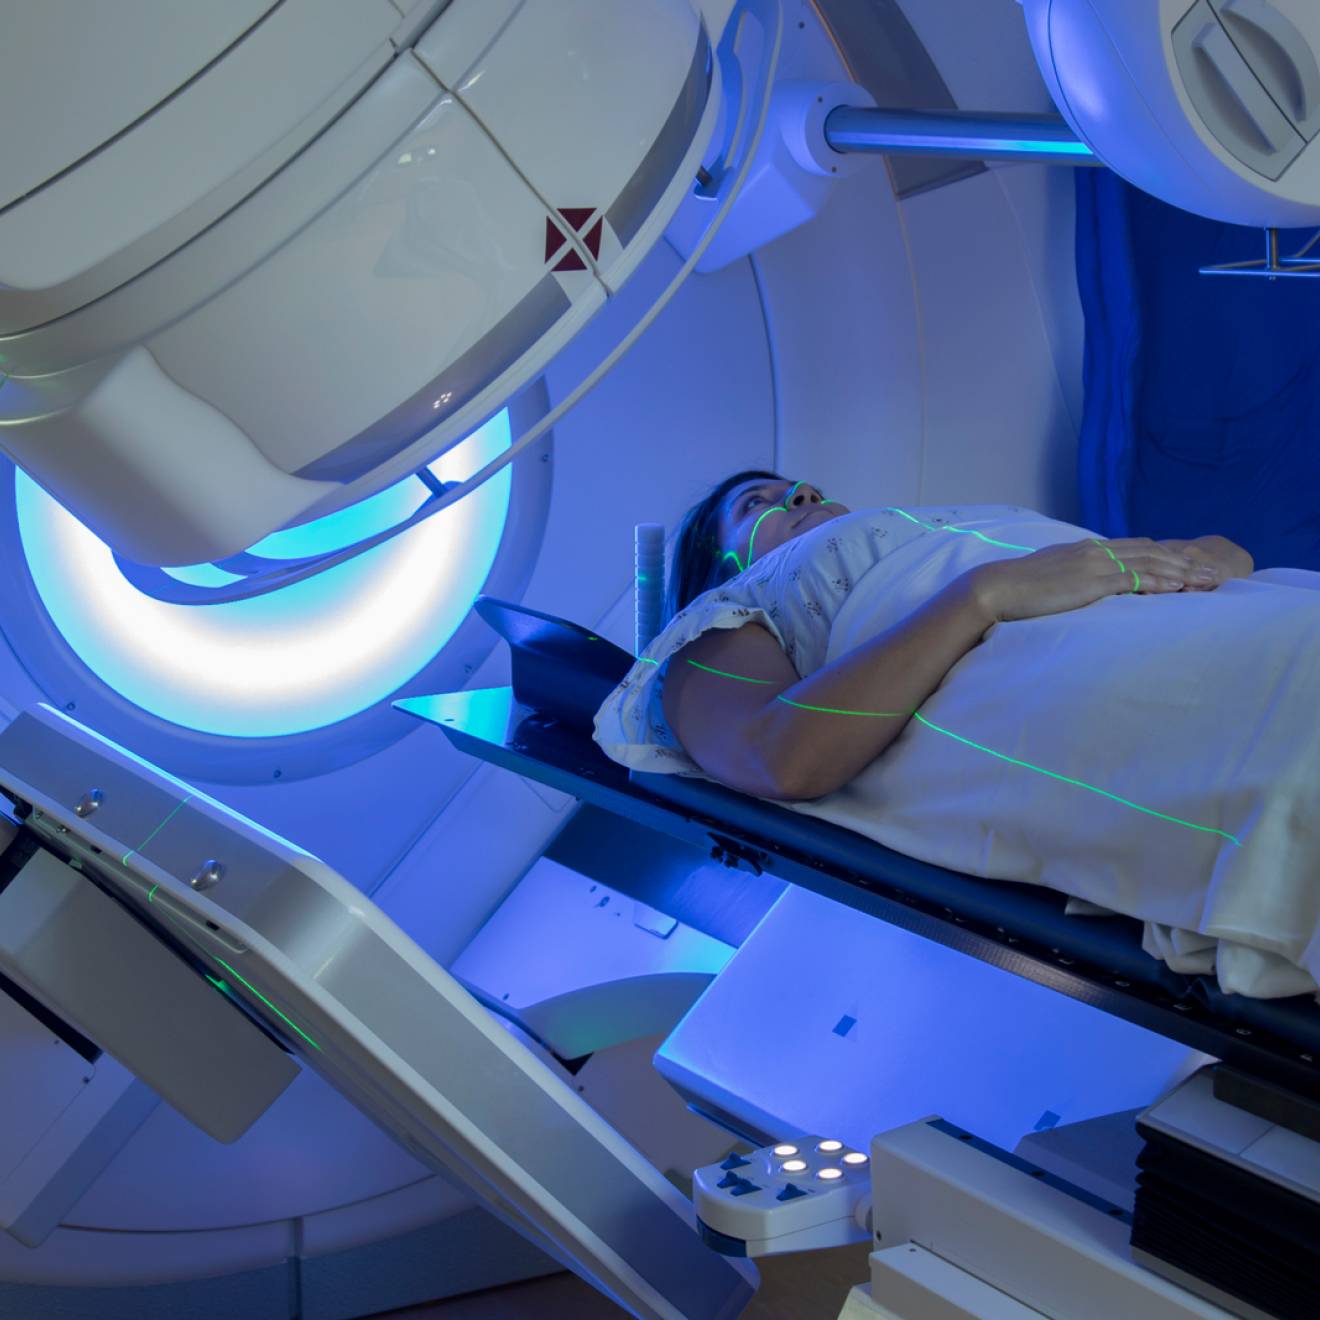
<box><xmin>877</xmin><ymin>134</ymin><xmax>1094</xmax><ymax>157</ymax></box>
<box><xmin>162</xmin><ymin>563</ymin><xmax>246</xmax><ymax>588</ymax></box>
<box><xmin>17</xmin><ymin>411</ymin><xmax>512</xmax><ymax>738</ymax></box>
<box><xmin>245</xmin><ymin>469</ymin><xmax>429</xmax><ymax>561</ymax></box>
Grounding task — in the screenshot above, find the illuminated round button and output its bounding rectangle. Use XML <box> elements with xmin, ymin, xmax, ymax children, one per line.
<box><xmin>818</xmin><ymin>1167</ymin><xmax>844</xmax><ymax>1181</ymax></box>
<box><xmin>781</xmin><ymin>1159</ymin><xmax>808</xmax><ymax>1174</ymax></box>
<box><xmin>817</xmin><ymin>1139</ymin><xmax>844</xmax><ymax>1153</ymax></box>
<box><xmin>772</xmin><ymin>1144</ymin><xmax>799</xmax><ymax>1157</ymax></box>
<box><xmin>843</xmin><ymin>1152</ymin><xmax>869</xmax><ymax>1166</ymax></box>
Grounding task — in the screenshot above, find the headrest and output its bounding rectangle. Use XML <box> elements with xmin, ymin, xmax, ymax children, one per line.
<box><xmin>474</xmin><ymin>596</ymin><xmax>635</xmax><ymax>731</ymax></box>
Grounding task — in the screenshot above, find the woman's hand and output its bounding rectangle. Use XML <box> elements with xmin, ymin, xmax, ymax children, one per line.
<box><xmin>1161</xmin><ymin>535</ymin><xmax>1254</xmax><ymax>590</ymax></box>
<box><xmin>971</xmin><ymin>537</ymin><xmax>1217</xmax><ymax>625</ymax></box>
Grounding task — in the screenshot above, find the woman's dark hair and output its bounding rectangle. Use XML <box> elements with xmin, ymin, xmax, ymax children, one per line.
<box><xmin>664</xmin><ymin>469</ymin><xmax>783</xmax><ymax>625</ymax></box>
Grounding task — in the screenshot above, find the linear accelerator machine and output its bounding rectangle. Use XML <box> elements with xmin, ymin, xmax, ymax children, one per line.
<box><xmin>2</xmin><ymin>1</ymin><xmax>1320</xmax><ymax>1318</ymax></box>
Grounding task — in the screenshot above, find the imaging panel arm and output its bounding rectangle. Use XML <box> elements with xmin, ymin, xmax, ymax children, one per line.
<box><xmin>0</xmin><ymin>704</ymin><xmax>758</xmax><ymax>1319</ymax></box>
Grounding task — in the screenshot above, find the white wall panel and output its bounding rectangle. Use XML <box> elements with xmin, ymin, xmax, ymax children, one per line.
<box><xmin>528</xmin><ymin>241</ymin><xmax>776</xmax><ymax>628</ymax></box>
<box><xmin>895</xmin><ymin>0</ymin><xmax>1058</xmax><ymax>115</ymax></box>
<box><xmin>901</xmin><ymin>167</ymin><xmax>1083</xmax><ymax>523</ymax></box>
<box><xmin>752</xmin><ymin>160</ymin><xmax>926</xmax><ymax>510</ymax></box>
<box><xmin>368</xmin><ymin>759</ymin><xmax>573</xmax><ymax>971</ymax></box>
<box><xmin>0</xmin><ymin>1214</ymin><xmax>291</xmax><ymax>1287</ymax></box>
<box><xmin>992</xmin><ymin>165</ymin><xmax>1087</xmax><ymax>451</ymax></box>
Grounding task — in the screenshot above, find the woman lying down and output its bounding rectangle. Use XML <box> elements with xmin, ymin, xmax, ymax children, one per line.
<box><xmin>593</xmin><ymin>470</ymin><xmax>1320</xmax><ymax>1002</ymax></box>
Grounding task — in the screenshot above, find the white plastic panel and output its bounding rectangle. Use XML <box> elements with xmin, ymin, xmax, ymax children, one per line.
<box><xmin>1237</xmin><ymin>1123</ymin><xmax>1320</xmax><ymax>1193</ymax></box>
<box><xmin>1</xmin><ymin>348</ymin><xmax>338</xmax><ymax>565</ymax></box>
<box><xmin>146</xmin><ymin>82</ymin><xmax>600</xmax><ymax>482</ymax></box>
<box><xmin>417</xmin><ymin>0</ymin><xmax>722</xmax><ymax>303</ymax></box>
<box><xmin>418</xmin><ymin>0</ymin><xmax>700</xmax><ymax>237</ymax></box>
<box><xmin>0</xmin><ymin>49</ymin><xmax>445</xmax><ymax>368</ymax></box>
<box><xmin>452</xmin><ymin>858</ymin><xmax>733</xmax><ymax>1058</ymax></box>
<box><xmin>0</xmin><ymin>0</ymin><xmax>400</xmax><ymax>328</ymax></box>
<box><xmin>0</xmin><ymin>993</ymin><xmax>90</xmax><ymax>1189</ymax></box>
<box><xmin>0</xmin><ymin>0</ymin><xmax>277</xmax><ymax>211</ymax></box>
<box><xmin>368</xmin><ymin>758</ymin><xmax>575</xmax><ymax>972</ymax></box>
<box><xmin>1173</xmin><ymin>1</ymin><xmax>1304</xmax><ymax>180</ymax></box>
<box><xmin>0</xmin><ymin>1008</ymin><xmax>156</xmax><ymax>1248</ymax></box>
<box><xmin>1212</xmin><ymin>0</ymin><xmax>1320</xmax><ymax>139</ymax></box>
<box><xmin>657</xmin><ymin>888</ymin><xmax>1207</xmax><ymax>1153</ymax></box>
<box><xmin>866</xmin><ymin>1243</ymin><xmax>1047</xmax><ymax>1319</ymax></box>
<box><xmin>409</xmin><ymin>0</ymin><xmax>523</xmax><ymax>86</ymax></box>
<box><xmin>870</xmin><ymin>1122</ymin><xmax>1229</xmax><ymax>1320</ymax></box>
<box><xmin>0</xmin><ymin>848</ymin><xmax>299</xmax><ymax>1145</ymax></box>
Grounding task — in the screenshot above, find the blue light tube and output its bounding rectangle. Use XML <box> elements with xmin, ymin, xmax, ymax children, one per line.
<box><xmin>825</xmin><ymin>107</ymin><xmax>1096</xmax><ymax>163</ymax></box>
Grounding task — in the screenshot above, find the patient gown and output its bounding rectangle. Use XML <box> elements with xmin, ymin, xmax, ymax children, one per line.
<box><xmin>592</xmin><ymin>505</ymin><xmax>1320</xmax><ymax>1000</ymax></box>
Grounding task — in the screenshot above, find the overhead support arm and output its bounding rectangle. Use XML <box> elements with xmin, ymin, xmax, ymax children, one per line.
<box><xmin>824</xmin><ymin>107</ymin><xmax>1099</xmax><ymax>164</ymax></box>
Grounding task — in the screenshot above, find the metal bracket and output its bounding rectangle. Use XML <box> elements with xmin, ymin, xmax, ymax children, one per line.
<box><xmin>1201</xmin><ymin>226</ymin><xmax>1320</xmax><ymax>278</ymax></box>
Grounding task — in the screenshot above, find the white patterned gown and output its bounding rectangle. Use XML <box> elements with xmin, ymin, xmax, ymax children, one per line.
<box><xmin>593</xmin><ymin>505</ymin><xmax>1320</xmax><ymax>1000</ymax></box>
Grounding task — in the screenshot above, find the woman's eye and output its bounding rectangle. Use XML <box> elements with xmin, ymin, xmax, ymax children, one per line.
<box><xmin>744</xmin><ymin>496</ymin><xmax>762</xmax><ymax>510</ymax></box>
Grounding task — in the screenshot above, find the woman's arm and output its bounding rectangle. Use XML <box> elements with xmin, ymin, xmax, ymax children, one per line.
<box><xmin>663</xmin><ymin>570</ymin><xmax>994</xmax><ymax>802</ymax></box>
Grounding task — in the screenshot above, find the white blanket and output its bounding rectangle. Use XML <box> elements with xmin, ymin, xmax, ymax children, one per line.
<box><xmin>595</xmin><ymin>506</ymin><xmax>1320</xmax><ymax>999</ymax></box>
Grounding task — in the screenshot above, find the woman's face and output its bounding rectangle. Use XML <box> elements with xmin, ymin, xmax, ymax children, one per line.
<box><xmin>716</xmin><ymin>478</ymin><xmax>850</xmax><ymax>572</ymax></box>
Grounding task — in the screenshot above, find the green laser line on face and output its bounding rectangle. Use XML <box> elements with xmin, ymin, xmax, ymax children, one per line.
<box><xmin>724</xmin><ymin>483</ymin><xmax>839</xmax><ymax>573</ymax></box>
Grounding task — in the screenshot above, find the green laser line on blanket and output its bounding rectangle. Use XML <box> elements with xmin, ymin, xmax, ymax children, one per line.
<box><xmin>620</xmin><ymin>502</ymin><xmax>1240</xmax><ymax>847</ymax></box>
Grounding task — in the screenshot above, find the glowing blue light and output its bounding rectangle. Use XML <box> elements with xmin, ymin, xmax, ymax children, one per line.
<box><xmin>162</xmin><ymin>563</ymin><xmax>246</xmax><ymax>588</ymax></box>
<box><xmin>17</xmin><ymin>411</ymin><xmax>512</xmax><ymax>738</ymax></box>
<box><xmin>875</xmin><ymin>134</ymin><xmax>1094</xmax><ymax>157</ymax></box>
<box><xmin>245</xmin><ymin>468</ymin><xmax>431</xmax><ymax>561</ymax></box>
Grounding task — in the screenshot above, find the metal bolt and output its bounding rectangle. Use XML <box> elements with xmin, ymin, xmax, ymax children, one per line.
<box><xmin>74</xmin><ymin>789</ymin><xmax>103</xmax><ymax>818</ymax></box>
<box><xmin>190</xmin><ymin>860</ymin><xmax>224</xmax><ymax>892</ymax></box>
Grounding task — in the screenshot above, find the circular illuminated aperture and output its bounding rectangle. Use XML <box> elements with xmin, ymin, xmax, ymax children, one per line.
<box><xmin>772</xmin><ymin>1144</ymin><xmax>799</xmax><ymax>1157</ymax></box>
<box><xmin>843</xmin><ymin>1152</ymin><xmax>868</xmax><ymax>1166</ymax></box>
<box><xmin>817</xmin><ymin>1139</ymin><xmax>843</xmax><ymax>1153</ymax></box>
<box><xmin>17</xmin><ymin>411</ymin><xmax>512</xmax><ymax>737</ymax></box>
<box><xmin>780</xmin><ymin>1159</ymin><xmax>807</xmax><ymax>1174</ymax></box>
<box><xmin>817</xmin><ymin>1167</ymin><xmax>843</xmax><ymax>1181</ymax></box>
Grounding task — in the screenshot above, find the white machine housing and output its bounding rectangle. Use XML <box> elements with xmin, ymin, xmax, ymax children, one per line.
<box><xmin>849</xmin><ymin>1117</ymin><xmax>1233</xmax><ymax>1319</ymax></box>
<box><xmin>1024</xmin><ymin>0</ymin><xmax>1320</xmax><ymax>227</ymax></box>
<box><xmin>0</xmin><ymin>703</ymin><xmax>757</xmax><ymax>1320</ymax></box>
<box><xmin>0</xmin><ymin>0</ymin><xmax>729</xmax><ymax>565</ymax></box>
